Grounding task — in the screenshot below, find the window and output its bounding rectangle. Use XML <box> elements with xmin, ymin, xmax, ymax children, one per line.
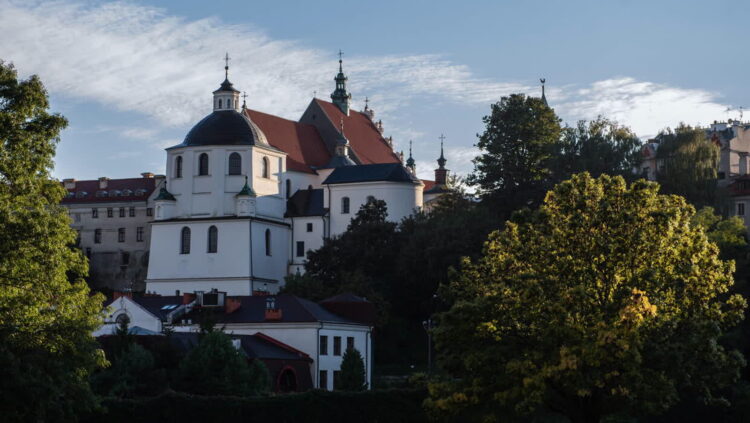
<box><xmin>333</xmin><ymin>371</ymin><xmax>341</xmax><ymax>390</ymax></box>
<box><xmin>306</xmin><ymin>222</ymin><xmax>313</xmax><ymax>232</ymax></box>
<box><xmin>146</xmin><ymin>207</ymin><xmax>153</xmax><ymax>217</ymax></box>
<box><xmin>94</xmin><ymin>229</ymin><xmax>101</xmax><ymax>244</ymax></box>
<box><xmin>175</xmin><ymin>156</ymin><xmax>183</xmax><ymax>178</ymax></box>
<box><xmin>347</xmin><ymin>336</ymin><xmax>354</xmax><ymax>351</ymax></box>
<box><xmin>129</xmin><ymin>207</ymin><xmax>135</xmax><ymax>217</ymax></box>
<box><xmin>115</xmin><ymin>314</ymin><xmax>130</xmax><ymax>326</ymax></box>
<box><xmin>218</xmin><ymin>99</ymin><xmax>222</xmax><ymax>108</ymax></box>
<box><xmin>122</xmin><ymin>189</ymin><xmax>132</xmax><ymax>196</ymax></box>
<box><xmin>119</xmin><ymin>207</ymin><xmax>125</xmax><ymax>218</ymax></box>
<box><xmin>85</xmin><ymin>248</ymin><xmax>91</xmax><ymax>258</ymax></box>
<box><xmin>320</xmin><ymin>335</ymin><xmax>328</xmax><ymax>355</ymax></box>
<box><xmin>333</xmin><ymin>336</ymin><xmax>342</xmax><ymax>356</ymax></box>
<box><xmin>121</xmin><ymin>252</ymin><xmax>129</xmax><ymax>266</ymax></box>
<box><xmin>285</xmin><ymin>179</ymin><xmax>291</xmax><ymax>199</ymax></box>
<box><xmin>207</xmin><ymin>225</ymin><xmax>218</xmax><ymax>253</ymax></box>
<box><xmin>228</xmin><ymin>152</ymin><xmax>242</xmax><ymax>175</ymax></box>
<box><xmin>262</xmin><ymin>156</ymin><xmax>270</xmax><ymax>178</ymax></box>
<box><xmin>265</xmin><ymin>229</ymin><xmax>271</xmax><ymax>256</ymax></box>
<box><xmin>296</xmin><ymin>241</ymin><xmax>305</xmax><ymax>257</ymax></box>
<box><xmin>341</xmin><ymin>197</ymin><xmax>350</xmax><ymax>214</ymax></box>
<box><xmin>180</xmin><ymin>227</ymin><xmax>191</xmax><ymax>254</ymax></box>
<box><xmin>92</xmin><ymin>208</ymin><xmax>98</xmax><ymax>218</ymax></box>
<box><xmin>719</xmin><ymin>172</ymin><xmax>726</xmax><ymax>180</ymax></box>
<box><xmin>738</xmin><ymin>203</ymin><xmax>745</xmax><ymax>216</ymax></box>
<box><xmin>199</xmin><ymin>153</ymin><xmax>209</xmax><ymax>176</ymax></box>
<box><xmin>107</xmin><ymin>208</ymin><xmax>113</xmax><ymax>218</ymax></box>
<box><xmin>117</xmin><ymin>228</ymin><xmax>125</xmax><ymax>243</ymax></box>
<box><xmin>136</xmin><ymin>227</ymin><xmax>144</xmax><ymax>242</ymax></box>
<box><xmin>319</xmin><ymin>370</ymin><xmax>328</xmax><ymax>390</ymax></box>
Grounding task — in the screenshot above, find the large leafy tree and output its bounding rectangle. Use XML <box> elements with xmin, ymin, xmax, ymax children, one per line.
<box><xmin>0</xmin><ymin>61</ymin><xmax>106</xmax><ymax>420</ymax></box>
<box><xmin>554</xmin><ymin>116</ymin><xmax>642</xmax><ymax>180</ymax></box>
<box><xmin>656</xmin><ymin>124</ymin><xmax>719</xmax><ymax>208</ymax></box>
<box><xmin>428</xmin><ymin>173</ymin><xmax>746</xmax><ymax>423</ymax></box>
<box><xmin>468</xmin><ymin>94</ymin><xmax>562</xmax><ymax>218</ymax></box>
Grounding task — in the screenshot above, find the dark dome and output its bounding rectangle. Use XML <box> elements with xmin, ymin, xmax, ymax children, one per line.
<box><xmin>182</xmin><ymin>110</ymin><xmax>268</xmax><ymax>147</ymax></box>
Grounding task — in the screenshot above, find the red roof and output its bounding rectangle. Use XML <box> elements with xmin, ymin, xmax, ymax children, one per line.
<box><xmin>314</xmin><ymin>99</ymin><xmax>401</xmax><ymax>165</ymax></box>
<box><xmin>245</xmin><ymin>109</ymin><xmax>329</xmax><ymax>174</ymax></box>
<box><xmin>61</xmin><ymin>177</ymin><xmax>157</xmax><ymax>204</ymax></box>
<box><xmin>422</xmin><ymin>180</ymin><xmax>436</xmax><ymax>191</ymax></box>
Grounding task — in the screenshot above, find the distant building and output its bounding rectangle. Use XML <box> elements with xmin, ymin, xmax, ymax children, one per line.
<box><xmin>61</xmin><ymin>173</ymin><xmax>162</xmax><ymax>291</ymax></box>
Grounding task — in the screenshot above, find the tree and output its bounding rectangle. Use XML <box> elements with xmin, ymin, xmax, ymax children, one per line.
<box><xmin>338</xmin><ymin>348</ymin><xmax>367</xmax><ymax>391</ymax></box>
<box><xmin>177</xmin><ymin>331</ymin><xmax>269</xmax><ymax>396</ymax></box>
<box><xmin>554</xmin><ymin>116</ymin><xmax>642</xmax><ymax>180</ymax></box>
<box><xmin>656</xmin><ymin>124</ymin><xmax>719</xmax><ymax>208</ymax></box>
<box><xmin>91</xmin><ymin>343</ymin><xmax>163</xmax><ymax>398</ymax></box>
<box><xmin>0</xmin><ymin>60</ymin><xmax>106</xmax><ymax>420</ymax></box>
<box><xmin>468</xmin><ymin>94</ymin><xmax>562</xmax><ymax>218</ymax></box>
<box><xmin>428</xmin><ymin>173</ymin><xmax>746</xmax><ymax>423</ymax></box>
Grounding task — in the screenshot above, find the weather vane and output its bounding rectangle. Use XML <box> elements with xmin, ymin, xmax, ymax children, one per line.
<box><xmin>224</xmin><ymin>52</ymin><xmax>231</xmax><ymax>79</ymax></box>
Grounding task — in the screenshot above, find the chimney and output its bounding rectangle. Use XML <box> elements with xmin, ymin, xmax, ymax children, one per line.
<box><xmin>113</xmin><ymin>291</ymin><xmax>132</xmax><ymax>300</ymax></box>
<box><xmin>225</xmin><ymin>297</ymin><xmax>242</xmax><ymax>314</ymax></box>
<box><xmin>63</xmin><ymin>178</ymin><xmax>76</xmax><ymax>189</ymax></box>
<box><xmin>435</xmin><ymin>168</ymin><xmax>448</xmax><ymax>185</ymax></box>
<box><xmin>264</xmin><ymin>296</ymin><xmax>282</xmax><ymax>321</ymax></box>
<box><xmin>141</xmin><ymin>172</ymin><xmax>154</xmax><ymax>178</ymax></box>
<box><xmin>98</xmin><ymin>177</ymin><xmax>109</xmax><ymax>189</ymax></box>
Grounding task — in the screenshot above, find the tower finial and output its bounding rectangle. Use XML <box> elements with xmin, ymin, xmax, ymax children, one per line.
<box><xmin>364</xmin><ymin>96</ymin><xmax>369</xmax><ymax>110</ymax></box>
<box><xmin>438</xmin><ymin>134</ymin><xmax>447</xmax><ymax>169</ymax></box>
<box><xmin>540</xmin><ymin>77</ymin><xmax>548</xmax><ymax>106</ymax></box>
<box><xmin>406</xmin><ymin>140</ymin><xmax>416</xmax><ymax>172</ymax></box>
<box><xmin>331</xmin><ymin>50</ymin><xmax>351</xmax><ymax>114</ymax></box>
<box><xmin>338</xmin><ymin>49</ymin><xmax>344</xmax><ymax>72</ymax></box>
<box><xmin>224</xmin><ymin>52</ymin><xmax>231</xmax><ymax>79</ymax></box>
<box><xmin>242</xmin><ymin>91</ymin><xmax>248</xmax><ymax>109</ymax></box>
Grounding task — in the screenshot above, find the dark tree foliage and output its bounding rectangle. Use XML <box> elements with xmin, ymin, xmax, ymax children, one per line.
<box><xmin>338</xmin><ymin>348</ymin><xmax>367</xmax><ymax>391</ymax></box>
<box><xmin>468</xmin><ymin>94</ymin><xmax>562</xmax><ymax>218</ymax></box>
<box><xmin>554</xmin><ymin>116</ymin><xmax>642</xmax><ymax>180</ymax></box>
<box><xmin>0</xmin><ymin>60</ymin><xmax>106</xmax><ymax>421</ymax></box>
<box><xmin>656</xmin><ymin>123</ymin><xmax>719</xmax><ymax>208</ymax></box>
<box><xmin>177</xmin><ymin>331</ymin><xmax>269</xmax><ymax>396</ymax></box>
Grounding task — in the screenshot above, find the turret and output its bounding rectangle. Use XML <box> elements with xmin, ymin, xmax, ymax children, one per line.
<box><xmin>235</xmin><ymin>176</ymin><xmax>256</xmax><ymax>217</ymax></box>
<box><xmin>330</xmin><ymin>50</ymin><xmax>352</xmax><ymax>115</ymax></box>
<box><xmin>154</xmin><ymin>182</ymin><xmax>177</xmax><ymax>221</ymax></box>
<box><xmin>213</xmin><ymin>53</ymin><xmax>241</xmax><ymax>112</ymax></box>
<box><xmin>435</xmin><ymin>134</ymin><xmax>449</xmax><ymax>185</ymax></box>
<box><xmin>406</xmin><ymin>140</ymin><xmax>416</xmax><ymax>175</ymax></box>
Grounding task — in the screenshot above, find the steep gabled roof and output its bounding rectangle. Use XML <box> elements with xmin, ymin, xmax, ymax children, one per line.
<box><xmin>322</xmin><ymin>163</ymin><xmax>420</xmax><ymax>185</ymax></box>
<box><xmin>245</xmin><ymin>109</ymin><xmax>330</xmax><ymax>174</ymax></box>
<box><xmin>310</xmin><ymin>99</ymin><xmax>401</xmax><ymax>165</ymax></box>
<box><xmin>285</xmin><ymin>188</ymin><xmax>326</xmax><ymax>217</ymax></box>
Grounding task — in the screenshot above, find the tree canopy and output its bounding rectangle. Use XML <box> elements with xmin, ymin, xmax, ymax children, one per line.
<box><xmin>338</xmin><ymin>348</ymin><xmax>367</xmax><ymax>391</ymax></box>
<box><xmin>428</xmin><ymin>173</ymin><xmax>746</xmax><ymax>423</ymax></box>
<box><xmin>0</xmin><ymin>60</ymin><xmax>106</xmax><ymax>421</ymax></box>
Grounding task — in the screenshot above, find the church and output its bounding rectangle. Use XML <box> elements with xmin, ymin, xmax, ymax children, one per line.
<box><xmin>145</xmin><ymin>56</ymin><xmax>452</xmax><ymax>296</ymax></box>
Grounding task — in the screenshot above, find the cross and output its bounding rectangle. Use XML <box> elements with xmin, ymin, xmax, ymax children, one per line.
<box><xmin>224</xmin><ymin>52</ymin><xmax>231</xmax><ymax>78</ymax></box>
<box><xmin>313</xmin><ymin>90</ymin><xmax>317</xmax><ymax>98</ymax></box>
<box><xmin>438</xmin><ymin>134</ymin><xmax>446</xmax><ymax>144</ymax></box>
<box><xmin>338</xmin><ymin>49</ymin><xmax>344</xmax><ymax>61</ymax></box>
<box><xmin>242</xmin><ymin>91</ymin><xmax>248</xmax><ymax>107</ymax></box>
<box><xmin>364</xmin><ymin>97</ymin><xmax>369</xmax><ymax>109</ymax></box>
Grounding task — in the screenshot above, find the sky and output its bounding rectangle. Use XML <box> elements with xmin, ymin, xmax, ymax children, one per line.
<box><xmin>1</xmin><ymin>0</ymin><xmax>748</xmax><ymax>181</ymax></box>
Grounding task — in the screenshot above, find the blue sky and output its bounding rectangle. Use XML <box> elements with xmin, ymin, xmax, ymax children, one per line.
<box><xmin>1</xmin><ymin>0</ymin><xmax>747</xmax><ymax>181</ymax></box>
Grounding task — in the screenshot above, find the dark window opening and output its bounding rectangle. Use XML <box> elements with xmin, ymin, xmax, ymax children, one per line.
<box><xmin>306</xmin><ymin>222</ymin><xmax>313</xmax><ymax>232</ymax></box>
<box><xmin>265</xmin><ymin>229</ymin><xmax>271</xmax><ymax>256</ymax></box>
<box><xmin>180</xmin><ymin>227</ymin><xmax>191</xmax><ymax>254</ymax></box>
<box><xmin>320</xmin><ymin>335</ymin><xmax>328</xmax><ymax>355</ymax></box>
<box><xmin>341</xmin><ymin>197</ymin><xmax>350</xmax><ymax>214</ymax></box>
<box><xmin>228</xmin><ymin>152</ymin><xmax>242</xmax><ymax>175</ymax></box>
<box><xmin>107</xmin><ymin>208</ymin><xmax>113</xmax><ymax>218</ymax></box>
<box><xmin>94</xmin><ymin>229</ymin><xmax>102</xmax><ymax>244</ymax></box>
<box><xmin>347</xmin><ymin>336</ymin><xmax>354</xmax><ymax>351</ymax></box>
<box><xmin>333</xmin><ymin>336</ymin><xmax>342</xmax><ymax>356</ymax></box>
<box><xmin>208</xmin><ymin>225</ymin><xmax>218</xmax><ymax>253</ymax></box>
<box><xmin>296</xmin><ymin>241</ymin><xmax>305</xmax><ymax>257</ymax></box>
<box><xmin>129</xmin><ymin>207</ymin><xmax>135</xmax><ymax>217</ymax></box>
<box><xmin>136</xmin><ymin>227</ymin><xmax>144</xmax><ymax>242</ymax></box>
<box><xmin>117</xmin><ymin>228</ymin><xmax>125</xmax><ymax>243</ymax></box>
<box><xmin>199</xmin><ymin>153</ymin><xmax>209</xmax><ymax>176</ymax></box>
<box><xmin>92</xmin><ymin>208</ymin><xmax>98</xmax><ymax>218</ymax></box>
<box><xmin>175</xmin><ymin>155</ymin><xmax>183</xmax><ymax>178</ymax></box>
<box><xmin>319</xmin><ymin>370</ymin><xmax>328</xmax><ymax>389</ymax></box>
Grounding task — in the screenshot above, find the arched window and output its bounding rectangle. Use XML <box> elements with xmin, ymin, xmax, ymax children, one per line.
<box><xmin>228</xmin><ymin>152</ymin><xmax>242</xmax><ymax>175</ymax></box>
<box><xmin>199</xmin><ymin>153</ymin><xmax>209</xmax><ymax>176</ymax></box>
<box><xmin>228</xmin><ymin>99</ymin><xmax>232</xmax><ymax>108</ymax></box>
<box><xmin>262</xmin><ymin>157</ymin><xmax>270</xmax><ymax>179</ymax></box>
<box><xmin>285</xmin><ymin>179</ymin><xmax>291</xmax><ymax>199</ymax></box>
<box><xmin>115</xmin><ymin>313</ymin><xmax>130</xmax><ymax>327</ymax></box>
<box><xmin>180</xmin><ymin>227</ymin><xmax>191</xmax><ymax>254</ymax></box>
<box><xmin>278</xmin><ymin>367</ymin><xmax>298</xmax><ymax>393</ymax></box>
<box><xmin>341</xmin><ymin>197</ymin><xmax>350</xmax><ymax>214</ymax></box>
<box><xmin>265</xmin><ymin>229</ymin><xmax>271</xmax><ymax>256</ymax></box>
<box><xmin>218</xmin><ymin>99</ymin><xmax>222</xmax><ymax>109</ymax></box>
<box><xmin>207</xmin><ymin>225</ymin><xmax>218</xmax><ymax>253</ymax></box>
<box><xmin>175</xmin><ymin>156</ymin><xmax>183</xmax><ymax>178</ymax></box>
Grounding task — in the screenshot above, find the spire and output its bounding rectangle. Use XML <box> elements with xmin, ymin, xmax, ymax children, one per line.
<box><xmin>213</xmin><ymin>52</ymin><xmax>240</xmax><ymax>111</ymax></box>
<box><xmin>225</xmin><ymin>52</ymin><xmax>230</xmax><ymax>80</ymax></box>
<box><xmin>434</xmin><ymin>134</ymin><xmax>449</xmax><ymax>186</ymax></box>
<box><xmin>540</xmin><ymin>78</ymin><xmax>548</xmax><ymax>106</ymax></box>
<box><xmin>330</xmin><ymin>49</ymin><xmax>352</xmax><ymax>115</ymax></box>
<box><xmin>237</xmin><ymin>176</ymin><xmax>256</xmax><ymax>197</ymax></box>
<box><xmin>406</xmin><ymin>140</ymin><xmax>416</xmax><ymax>174</ymax></box>
<box><xmin>324</xmin><ymin>117</ymin><xmax>355</xmax><ymax>168</ymax></box>
<box><xmin>242</xmin><ymin>91</ymin><xmax>248</xmax><ymax>110</ymax></box>
<box><xmin>437</xmin><ymin>134</ymin><xmax>447</xmax><ymax>169</ymax></box>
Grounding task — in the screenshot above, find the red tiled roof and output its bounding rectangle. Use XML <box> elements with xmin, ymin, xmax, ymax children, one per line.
<box><xmin>245</xmin><ymin>109</ymin><xmax>329</xmax><ymax>174</ymax></box>
<box><xmin>314</xmin><ymin>99</ymin><xmax>401</xmax><ymax>165</ymax></box>
<box><xmin>61</xmin><ymin>177</ymin><xmax>156</xmax><ymax>204</ymax></box>
<box><xmin>728</xmin><ymin>175</ymin><xmax>750</xmax><ymax>196</ymax></box>
<box><xmin>422</xmin><ymin>179</ymin><xmax>436</xmax><ymax>191</ymax></box>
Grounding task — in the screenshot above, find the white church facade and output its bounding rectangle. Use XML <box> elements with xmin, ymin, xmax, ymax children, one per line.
<box><xmin>145</xmin><ymin>58</ymin><xmax>451</xmax><ymax>296</ymax></box>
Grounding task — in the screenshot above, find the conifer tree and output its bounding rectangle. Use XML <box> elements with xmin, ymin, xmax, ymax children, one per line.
<box><xmin>338</xmin><ymin>348</ymin><xmax>366</xmax><ymax>391</ymax></box>
<box><xmin>0</xmin><ymin>60</ymin><xmax>106</xmax><ymax>420</ymax></box>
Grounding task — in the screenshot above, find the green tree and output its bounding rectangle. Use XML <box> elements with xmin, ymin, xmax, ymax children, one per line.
<box><xmin>177</xmin><ymin>331</ymin><xmax>269</xmax><ymax>396</ymax></box>
<box><xmin>554</xmin><ymin>116</ymin><xmax>642</xmax><ymax>180</ymax></box>
<box><xmin>0</xmin><ymin>60</ymin><xmax>106</xmax><ymax>421</ymax></box>
<box><xmin>656</xmin><ymin>124</ymin><xmax>719</xmax><ymax>208</ymax></box>
<box><xmin>91</xmin><ymin>343</ymin><xmax>163</xmax><ymax>398</ymax></box>
<box><xmin>468</xmin><ymin>94</ymin><xmax>562</xmax><ymax>218</ymax></box>
<box><xmin>691</xmin><ymin>206</ymin><xmax>748</xmax><ymax>264</ymax></box>
<box><xmin>428</xmin><ymin>173</ymin><xmax>746</xmax><ymax>423</ymax></box>
<box><xmin>338</xmin><ymin>348</ymin><xmax>367</xmax><ymax>391</ymax></box>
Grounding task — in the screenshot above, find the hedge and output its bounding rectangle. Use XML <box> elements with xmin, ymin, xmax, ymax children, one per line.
<box><xmin>83</xmin><ymin>388</ymin><xmax>428</xmax><ymax>423</ymax></box>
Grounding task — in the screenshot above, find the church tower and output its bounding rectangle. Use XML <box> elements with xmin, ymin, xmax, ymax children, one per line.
<box><xmin>330</xmin><ymin>51</ymin><xmax>352</xmax><ymax>115</ymax></box>
<box><xmin>405</xmin><ymin>140</ymin><xmax>416</xmax><ymax>175</ymax></box>
<box><xmin>434</xmin><ymin>134</ymin><xmax>449</xmax><ymax>186</ymax></box>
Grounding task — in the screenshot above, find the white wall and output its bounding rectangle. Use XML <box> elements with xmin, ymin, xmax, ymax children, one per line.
<box><xmin>288</xmin><ymin>216</ymin><xmax>326</xmax><ymax>274</ymax></box>
<box><xmin>94</xmin><ymin>296</ymin><xmax>162</xmax><ymax>336</ymax></box>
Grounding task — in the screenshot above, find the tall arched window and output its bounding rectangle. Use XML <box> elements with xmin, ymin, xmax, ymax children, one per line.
<box><xmin>228</xmin><ymin>152</ymin><xmax>242</xmax><ymax>175</ymax></box>
<box><xmin>218</xmin><ymin>99</ymin><xmax>222</xmax><ymax>109</ymax></box>
<box><xmin>175</xmin><ymin>156</ymin><xmax>183</xmax><ymax>178</ymax></box>
<box><xmin>199</xmin><ymin>153</ymin><xmax>209</xmax><ymax>176</ymax></box>
<box><xmin>262</xmin><ymin>157</ymin><xmax>270</xmax><ymax>179</ymax></box>
<box><xmin>285</xmin><ymin>179</ymin><xmax>291</xmax><ymax>199</ymax></box>
<box><xmin>265</xmin><ymin>229</ymin><xmax>271</xmax><ymax>256</ymax></box>
<box><xmin>180</xmin><ymin>227</ymin><xmax>191</xmax><ymax>254</ymax></box>
<box><xmin>207</xmin><ymin>225</ymin><xmax>218</xmax><ymax>253</ymax></box>
<box><xmin>341</xmin><ymin>197</ymin><xmax>350</xmax><ymax>214</ymax></box>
